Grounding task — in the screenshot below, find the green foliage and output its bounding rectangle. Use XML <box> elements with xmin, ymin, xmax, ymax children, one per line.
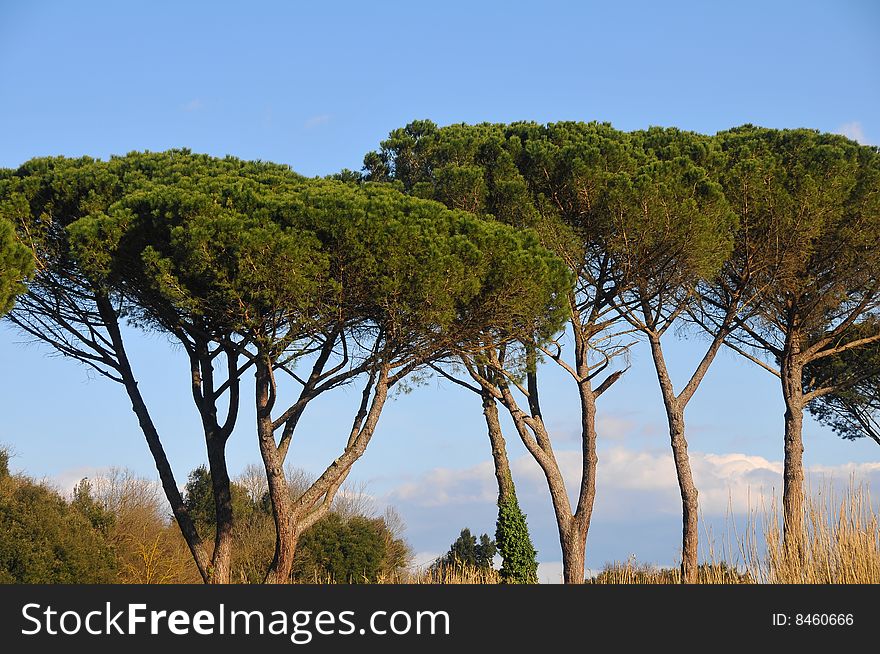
<box><xmin>0</xmin><ymin>216</ymin><xmax>32</xmax><ymax>315</ymax></box>
<box><xmin>495</xmin><ymin>495</ymin><xmax>538</xmax><ymax>584</ymax></box>
<box><xmin>0</xmin><ymin>149</ymin><xmax>572</xmax><ymax>361</ymax></box>
<box><xmin>693</xmin><ymin>125</ymin><xmax>880</xmax><ymax>433</ymax></box>
<box><xmin>436</xmin><ymin>528</ymin><xmax>497</xmax><ymax>570</ymax></box>
<box><xmin>293</xmin><ymin>512</ymin><xmax>410</xmax><ymax>583</ymax></box>
<box><xmin>71</xmin><ymin>478</ymin><xmax>115</xmax><ymax>535</ymax></box>
<box><xmin>712</xmin><ymin>126</ymin><xmax>880</xmax><ymax>343</ymax></box>
<box><xmin>609</xmin><ymin>128</ymin><xmax>736</xmax><ymax>302</ymax></box>
<box><xmin>0</xmin><ymin>472</ymin><xmax>117</xmax><ymax>583</ymax></box>
<box><xmin>183</xmin><ymin>465</ymin><xmax>258</xmax><ymax>534</ymax></box>
<box><xmin>1</xmin><ymin>150</ymin><xmax>571</xmax><ymax>587</ymax></box>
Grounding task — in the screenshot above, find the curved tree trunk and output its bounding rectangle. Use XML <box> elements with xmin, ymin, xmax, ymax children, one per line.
<box><xmin>122</xmin><ymin>373</ymin><xmax>212</xmax><ymax>582</ymax></box>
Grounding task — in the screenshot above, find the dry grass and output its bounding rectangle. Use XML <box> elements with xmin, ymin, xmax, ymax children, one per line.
<box><xmin>738</xmin><ymin>482</ymin><xmax>880</xmax><ymax>584</ymax></box>
<box><xmin>587</xmin><ymin>559</ymin><xmax>751</xmax><ymax>584</ymax></box>
<box><xmin>289</xmin><ymin>563</ymin><xmax>500</xmax><ymax>584</ymax></box>
<box><xmin>405</xmin><ymin>563</ymin><xmax>501</xmax><ymax>584</ymax></box>
<box><xmin>590</xmin><ymin>481</ymin><xmax>879</xmax><ymax>584</ymax></box>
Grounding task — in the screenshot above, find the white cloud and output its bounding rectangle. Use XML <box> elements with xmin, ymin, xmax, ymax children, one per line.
<box><xmin>387</xmin><ymin>461</ymin><xmax>497</xmax><ymax>507</ymax></box>
<box><xmin>836</xmin><ymin>121</ymin><xmax>869</xmax><ymax>144</ymax></box>
<box><xmin>389</xmin><ymin>445</ymin><xmax>880</xmax><ymax>520</ymax></box>
<box><xmin>304</xmin><ymin>114</ymin><xmax>331</xmax><ymax>129</ymax></box>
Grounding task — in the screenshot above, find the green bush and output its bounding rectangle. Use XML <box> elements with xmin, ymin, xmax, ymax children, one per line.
<box><xmin>0</xmin><ymin>468</ymin><xmax>117</xmax><ymax>583</ymax></box>
<box><xmin>293</xmin><ymin>512</ymin><xmax>409</xmax><ymax>583</ymax></box>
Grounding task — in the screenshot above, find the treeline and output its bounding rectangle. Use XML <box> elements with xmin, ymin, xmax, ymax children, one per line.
<box><xmin>0</xmin><ymin>121</ymin><xmax>878</xmax><ymax>584</ymax></box>
<box><xmin>0</xmin><ymin>450</ymin><xmax>409</xmax><ymax>584</ymax></box>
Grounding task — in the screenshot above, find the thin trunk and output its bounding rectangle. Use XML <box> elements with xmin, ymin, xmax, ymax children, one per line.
<box><xmin>256</xmin><ymin>359</ymin><xmax>296</xmax><ymax>584</ymax></box>
<box><xmin>572</xmin><ymin>378</ymin><xmax>598</xmax><ymax>584</ymax></box>
<box><xmin>781</xmin><ymin>345</ymin><xmax>805</xmax><ymax>555</ymax></box>
<box><xmin>648</xmin><ymin>334</ymin><xmax>699</xmax><ymax>584</ymax></box>
<box><xmin>205</xmin><ymin>435</ymin><xmax>233</xmax><ymax>584</ymax></box>
<box><xmin>474</xmin><ymin>330</ymin><xmax>601</xmax><ymax>585</ymax></box>
<box><xmin>96</xmin><ymin>295</ymin><xmax>210</xmax><ymax>582</ymax></box>
<box><xmin>483</xmin><ymin>389</ymin><xmax>539</xmax><ymax>583</ymax></box>
<box><xmin>670</xmin><ymin>411</ymin><xmax>699</xmax><ymax>583</ymax></box>
<box><xmin>483</xmin><ymin>390</ymin><xmax>515</xmax><ymax>502</ymax></box>
<box><xmin>570</xmin><ymin>314</ymin><xmax>601</xmax><ymax>585</ymax></box>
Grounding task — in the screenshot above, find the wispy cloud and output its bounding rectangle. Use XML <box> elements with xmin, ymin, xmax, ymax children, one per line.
<box><xmin>836</xmin><ymin>121</ymin><xmax>869</xmax><ymax>144</ymax></box>
<box><xmin>388</xmin><ymin>460</ymin><xmax>497</xmax><ymax>507</ymax></box>
<box><xmin>388</xmin><ymin>446</ymin><xmax>880</xmax><ymax>519</ymax></box>
<box><xmin>181</xmin><ymin>99</ymin><xmax>204</xmax><ymax>113</ymax></box>
<box><xmin>304</xmin><ymin>114</ymin><xmax>331</xmax><ymax>129</ymax></box>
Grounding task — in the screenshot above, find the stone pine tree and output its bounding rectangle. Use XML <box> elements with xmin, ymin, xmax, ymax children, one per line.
<box><xmin>604</xmin><ymin>128</ymin><xmax>739</xmax><ymax>583</ymax></box>
<box><xmin>234</xmin><ymin>184</ymin><xmax>569</xmax><ymax>583</ymax></box>
<box><xmin>2</xmin><ymin>155</ymin><xmax>217</xmax><ymax>581</ymax></box>
<box><xmin>57</xmin><ymin>152</ymin><xmax>570</xmax><ymax>584</ymax></box>
<box><xmin>364</xmin><ymin>121</ymin><xmax>557</xmax><ymax>583</ymax></box>
<box><xmin>700</xmin><ymin>127</ymin><xmax>880</xmax><ymax>552</ymax></box>
<box><xmin>67</xmin><ymin>156</ymin><xmax>335</xmax><ymax>583</ymax></box>
<box><xmin>1</xmin><ymin>152</ymin><xmax>328</xmax><ymax>582</ymax></box>
<box><xmin>366</xmin><ymin>120</ymin><xmax>634</xmax><ymax>584</ymax></box>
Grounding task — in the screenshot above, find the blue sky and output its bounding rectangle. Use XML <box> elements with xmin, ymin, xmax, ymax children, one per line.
<box><xmin>1</xmin><ymin>0</ymin><xmax>878</xmax><ymax>580</ymax></box>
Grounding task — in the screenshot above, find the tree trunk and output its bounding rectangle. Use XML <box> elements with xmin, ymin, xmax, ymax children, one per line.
<box><xmin>191</xmin><ymin>341</ymin><xmax>236</xmax><ymax>584</ymax></box>
<box><xmin>560</xmin><ymin>519</ymin><xmax>587</xmax><ymax>584</ymax></box>
<box><xmin>647</xmin><ymin>334</ymin><xmax>700</xmax><ymax>584</ymax></box>
<box><xmin>205</xmin><ymin>435</ymin><xmax>234</xmax><ymax>584</ymax></box>
<box><xmin>256</xmin><ymin>360</ymin><xmax>296</xmax><ymax>584</ymax></box>
<box><xmin>123</xmin><ymin>374</ymin><xmax>211</xmax><ymax>582</ymax></box>
<box><xmin>573</xmin><ymin>379</ymin><xmax>598</xmax><ymax>584</ymax></box>
<box><xmin>96</xmin><ymin>295</ymin><xmax>211</xmax><ymax>582</ymax></box>
<box><xmin>483</xmin><ymin>390</ymin><xmax>539</xmax><ymax>584</ymax></box>
<box><xmin>669</xmin><ymin>412</ymin><xmax>699</xmax><ymax>584</ymax></box>
<box><xmin>482</xmin><ymin>333</ymin><xmax>598</xmax><ymax>585</ymax></box>
<box><xmin>781</xmin><ymin>350</ymin><xmax>805</xmax><ymax>555</ymax></box>
<box><xmin>483</xmin><ymin>390</ymin><xmax>515</xmax><ymax>503</ymax></box>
